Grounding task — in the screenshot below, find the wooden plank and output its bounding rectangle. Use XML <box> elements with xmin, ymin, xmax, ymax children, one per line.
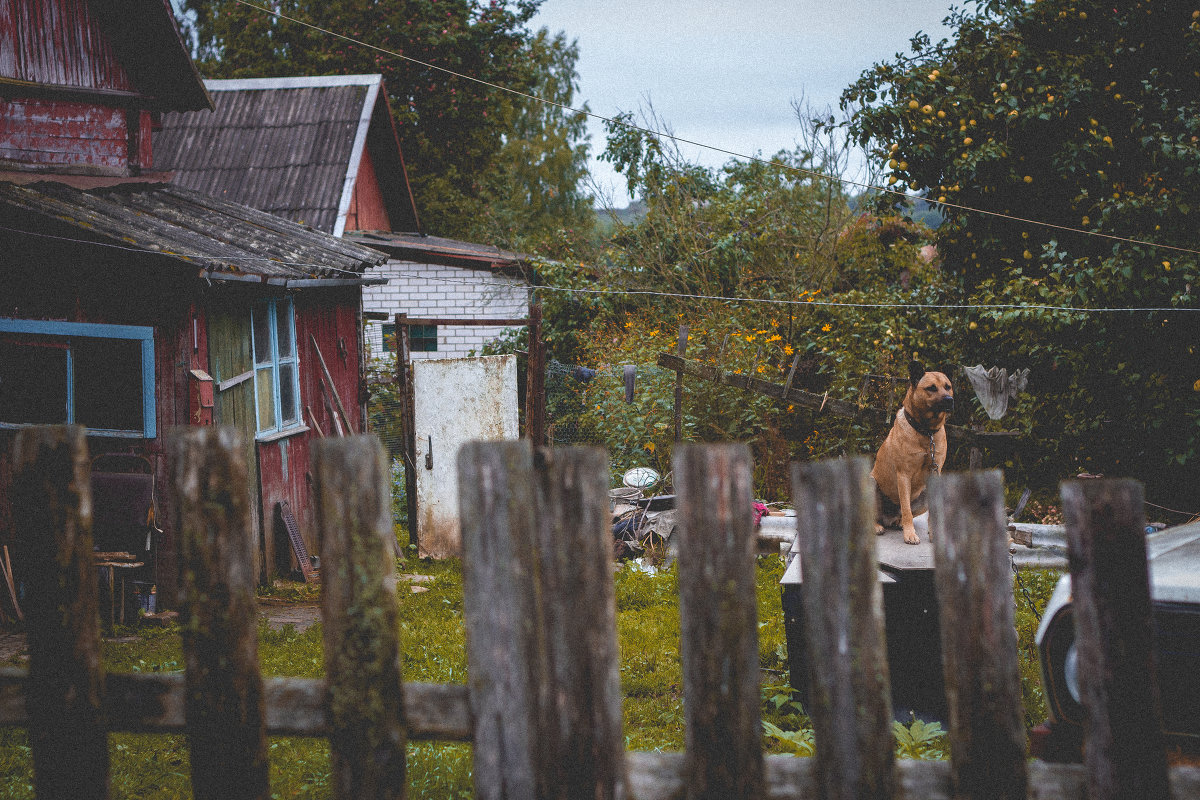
<box><xmin>674</xmin><ymin>324</ymin><xmax>688</xmax><ymax>443</ymax></box>
<box><xmin>167</xmin><ymin>427</ymin><xmax>269</xmax><ymax>800</ymax></box>
<box><xmin>625</xmin><ymin>753</ymin><xmax>1200</xmax><ymax>800</ymax></box>
<box><xmin>791</xmin><ymin>455</ymin><xmax>895</xmax><ymax>800</ymax></box>
<box><xmin>1061</xmin><ymin>479</ymin><xmax>1169</xmax><ymax>800</ymax></box>
<box><xmin>929</xmin><ymin>470</ymin><xmax>1026</xmax><ymax>800</ymax></box>
<box><xmin>531</xmin><ymin>447</ymin><xmax>628</xmax><ymax>800</ymax></box>
<box><xmin>392</xmin><ymin>317</ymin><xmax>528</xmax><ymax>327</ymax></box>
<box><xmin>312</xmin><ymin>436</ymin><xmax>407</xmax><ymax>800</ymax></box>
<box><xmin>458</xmin><ymin>440</ymin><xmax>540</xmax><ymax>800</ymax></box>
<box><xmin>10</xmin><ymin>425</ymin><xmax>109</xmax><ymax>800</ymax></box>
<box><xmin>656</xmin><ymin>352</ymin><xmax>1016</xmax><ymax>443</ymax></box>
<box><xmin>395</xmin><ymin>313</ymin><xmax>418</xmax><ymax>550</ymax></box>
<box><xmin>675</xmin><ymin>444</ymin><xmax>764</xmax><ymax>800</ymax></box>
<box><xmin>0</xmin><ymin>669</ymin><xmax>470</xmax><ymax>740</ymax></box>
<box><xmin>526</xmin><ymin>301</ymin><xmax>546</xmax><ymax>446</ymax></box>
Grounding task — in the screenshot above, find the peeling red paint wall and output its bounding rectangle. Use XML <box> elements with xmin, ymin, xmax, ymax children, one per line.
<box><xmin>0</xmin><ymin>96</ymin><xmax>129</xmax><ymax>169</ymax></box>
<box><xmin>0</xmin><ymin>0</ymin><xmax>135</xmax><ymax>90</ymax></box>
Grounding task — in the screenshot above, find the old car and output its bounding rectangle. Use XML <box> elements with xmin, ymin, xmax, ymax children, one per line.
<box><xmin>1033</xmin><ymin>520</ymin><xmax>1200</xmax><ymax>760</ymax></box>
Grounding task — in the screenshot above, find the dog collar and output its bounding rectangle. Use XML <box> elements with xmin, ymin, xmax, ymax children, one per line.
<box><xmin>902</xmin><ymin>408</ymin><xmax>940</xmax><ymax>475</ymax></box>
<box><xmin>901</xmin><ymin>407</ymin><xmax>937</xmax><ymax>439</ymax></box>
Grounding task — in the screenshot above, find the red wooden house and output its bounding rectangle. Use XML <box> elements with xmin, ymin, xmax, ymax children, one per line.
<box><xmin>0</xmin><ymin>0</ymin><xmax>389</xmax><ymax>602</ymax></box>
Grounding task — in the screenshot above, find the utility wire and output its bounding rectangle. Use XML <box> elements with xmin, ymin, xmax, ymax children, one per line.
<box><xmin>2</xmin><ymin>223</ymin><xmax>1195</xmax><ymax>314</ymax></box>
<box><xmin>231</xmin><ymin>0</ymin><xmax>1200</xmax><ymax>258</ymax></box>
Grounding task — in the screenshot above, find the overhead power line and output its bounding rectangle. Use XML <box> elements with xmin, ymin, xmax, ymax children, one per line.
<box><xmin>229</xmin><ymin>0</ymin><xmax>1200</xmax><ymax>259</ymax></box>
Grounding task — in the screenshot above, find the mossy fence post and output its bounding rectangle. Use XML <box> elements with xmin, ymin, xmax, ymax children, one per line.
<box><xmin>5</xmin><ymin>427</ymin><xmax>1199</xmax><ymax>799</ymax></box>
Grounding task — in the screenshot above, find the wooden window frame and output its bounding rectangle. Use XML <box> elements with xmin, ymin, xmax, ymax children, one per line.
<box><xmin>0</xmin><ymin>318</ymin><xmax>156</xmax><ymax>438</ymax></box>
<box><xmin>250</xmin><ymin>298</ymin><xmax>303</xmax><ymax>438</ymax></box>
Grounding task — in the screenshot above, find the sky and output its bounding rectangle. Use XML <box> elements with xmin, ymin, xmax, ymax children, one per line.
<box><xmin>529</xmin><ymin>0</ymin><xmax>958</xmax><ymax>208</ymax></box>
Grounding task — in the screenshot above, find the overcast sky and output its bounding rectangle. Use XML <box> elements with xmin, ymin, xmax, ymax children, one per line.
<box><xmin>530</xmin><ymin>0</ymin><xmax>957</xmax><ymax>207</ymax></box>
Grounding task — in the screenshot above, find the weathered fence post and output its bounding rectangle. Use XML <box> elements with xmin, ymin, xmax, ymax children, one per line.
<box><xmin>168</xmin><ymin>427</ymin><xmax>269</xmax><ymax>800</ymax></box>
<box><xmin>929</xmin><ymin>470</ymin><xmax>1026</xmax><ymax>800</ymax></box>
<box><xmin>459</xmin><ymin>440</ymin><xmax>628</xmax><ymax>800</ymax></box>
<box><xmin>458</xmin><ymin>440</ymin><xmax>540</xmax><ymax>800</ymax></box>
<box><xmin>11</xmin><ymin>425</ymin><xmax>108</xmax><ymax>800</ymax></box>
<box><xmin>312</xmin><ymin>435</ymin><xmax>408</xmax><ymax>800</ymax></box>
<box><xmin>531</xmin><ymin>446</ymin><xmax>628</xmax><ymax>800</ymax></box>
<box><xmin>675</xmin><ymin>443</ymin><xmax>764</xmax><ymax>800</ymax></box>
<box><xmin>1061</xmin><ymin>479</ymin><xmax>1169</xmax><ymax>800</ymax></box>
<box><xmin>792</xmin><ymin>455</ymin><xmax>894</xmax><ymax>800</ymax></box>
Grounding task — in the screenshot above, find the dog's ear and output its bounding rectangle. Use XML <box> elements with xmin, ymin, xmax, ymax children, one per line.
<box><xmin>907</xmin><ymin>360</ymin><xmax>926</xmax><ymax>387</ymax></box>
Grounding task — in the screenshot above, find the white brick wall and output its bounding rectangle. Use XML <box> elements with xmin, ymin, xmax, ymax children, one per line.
<box><xmin>363</xmin><ymin>259</ymin><xmax>530</xmax><ymax>362</ymax></box>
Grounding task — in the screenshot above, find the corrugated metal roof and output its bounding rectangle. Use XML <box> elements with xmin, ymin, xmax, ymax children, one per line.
<box><xmin>155</xmin><ymin>76</ymin><xmax>379</xmax><ymax>234</ymax></box>
<box><xmin>0</xmin><ymin>180</ymin><xmax>388</xmax><ymax>281</ymax></box>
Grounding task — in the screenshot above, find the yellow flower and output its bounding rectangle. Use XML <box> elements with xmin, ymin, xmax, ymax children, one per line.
<box><xmin>746</xmin><ymin>335</ymin><xmax>756</xmax><ymax>342</ymax></box>
<box><xmin>646</xmin><ymin>442</ymin><xmax>656</xmax><ymax>453</ymax></box>
<box><xmin>767</xmin><ymin>334</ymin><xmax>781</xmax><ymax>342</ymax></box>
<box><xmin>821</xmin><ymin>324</ymin><xmax>831</xmax><ymax>332</ymax></box>
<box><xmin>649</xmin><ymin>329</ymin><xmax>660</xmax><ymax>336</ymax></box>
<box><xmin>756</xmin><ymin>365</ymin><xmax>766</xmax><ymax>373</ymax></box>
<box><xmin>784</xmin><ymin>345</ymin><xmax>794</xmax><ymax>355</ymax></box>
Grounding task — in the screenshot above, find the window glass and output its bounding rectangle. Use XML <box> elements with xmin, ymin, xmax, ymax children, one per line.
<box><xmin>411</xmin><ymin>324</ymin><xmax>437</xmax><ymax>352</ymax></box>
<box><xmin>256</xmin><ymin>368</ymin><xmax>276</xmax><ymax>431</ymax></box>
<box><xmin>276</xmin><ymin>302</ymin><xmax>294</xmax><ymax>358</ymax></box>
<box><xmin>0</xmin><ymin>341</ymin><xmax>67</xmax><ymax>424</ymax></box>
<box><xmin>74</xmin><ymin>337</ymin><xmax>142</xmax><ymax>432</ymax></box>
<box><xmin>252</xmin><ymin>303</ymin><xmax>272</xmax><ymax>366</ymax></box>
<box><xmin>278</xmin><ymin>363</ymin><xmax>297</xmax><ymax>425</ymax></box>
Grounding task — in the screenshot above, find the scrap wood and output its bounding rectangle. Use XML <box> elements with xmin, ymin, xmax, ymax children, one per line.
<box><xmin>304</xmin><ymin>404</ymin><xmax>326</xmax><ymax>438</ymax></box>
<box><xmin>1</xmin><ymin>546</ymin><xmax>21</xmax><ymax>622</ymax></box>
<box><xmin>656</xmin><ymin>351</ymin><xmax>1019</xmax><ymax>444</ymax></box>
<box><xmin>309</xmin><ymin>333</ymin><xmax>355</xmax><ymax>435</ymax></box>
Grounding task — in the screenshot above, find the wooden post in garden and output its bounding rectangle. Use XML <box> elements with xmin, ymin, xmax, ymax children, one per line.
<box><xmin>675</xmin><ymin>444</ymin><xmax>764</xmax><ymax>800</ymax></box>
<box><xmin>313</xmin><ymin>435</ymin><xmax>408</xmax><ymax>800</ymax></box>
<box><xmin>394</xmin><ymin>312</ymin><xmax>418</xmax><ymax>550</ymax></box>
<box><xmin>930</xmin><ymin>470</ymin><xmax>1026</xmax><ymax>800</ymax></box>
<box><xmin>674</xmin><ymin>324</ymin><xmax>688</xmax><ymax>443</ymax></box>
<box><xmin>168</xmin><ymin>427</ymin><xmax>270</xmax><ymax>800</ymax></box>
<box><xmin>526</xmin><ymin>299</ymin><xmax>546</xmax><ymax>447</ymax></box>
<box><xmin>10</xmin><ymin>425</ymin><xmax>109</xmax><ymax>800</ymax></box>
<box><xmin>1061</xmin><ymin>479</ymin><xmax>1169</xmax><ymax>800</ymax></box>
<box><xmin>791</xmin><ymin>455</ymin><xmax>894</xmax><ymax>800</ymax></box>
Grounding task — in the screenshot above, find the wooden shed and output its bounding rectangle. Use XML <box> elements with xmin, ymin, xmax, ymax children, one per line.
<box><xmin>0</xmin><ymin>0</ymin><xmax>389</xmax><ymax>602</ymax></box>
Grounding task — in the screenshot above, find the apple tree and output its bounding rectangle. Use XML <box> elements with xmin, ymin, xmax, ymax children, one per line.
<box><xmin>843</xmin><ymin>0</ymin><xmax>1200</xmax><ymax>505</ymax></box>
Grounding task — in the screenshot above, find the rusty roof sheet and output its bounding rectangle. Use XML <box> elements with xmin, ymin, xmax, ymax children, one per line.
<box><xmin>346</xmin><ymin>231</ymin><xmax>528</xmax><ymax>274</ymax></box>
<box><xmin>0</xmin><ymin>180</ymin><xmax>388</xmax><ymax>280</ymax></box>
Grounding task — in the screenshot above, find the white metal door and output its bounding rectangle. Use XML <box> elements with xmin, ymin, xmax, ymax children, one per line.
<box><xmin>411</xmin><ymin>354</ymin><xmax>519</xmax><ymax>555</ymax></box>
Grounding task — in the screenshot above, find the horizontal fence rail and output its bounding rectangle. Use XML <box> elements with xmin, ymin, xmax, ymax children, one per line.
<box><xmin>4</xmin><ymin>424</ymin><xmax>1200</xmax><ymax>799</ymax></box>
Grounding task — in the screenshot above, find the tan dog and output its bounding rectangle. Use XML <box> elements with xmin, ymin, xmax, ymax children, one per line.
<box><xmin>872</xmin><ymin>362</ymin><xmax>954</xmax><ymax>544</ymax></box>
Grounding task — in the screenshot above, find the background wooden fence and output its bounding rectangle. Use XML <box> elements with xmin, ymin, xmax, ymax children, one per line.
<box><xmin>3</xmin><ymin>424</ymin><xmax>1200</xmax><ymax>799</ymax></box>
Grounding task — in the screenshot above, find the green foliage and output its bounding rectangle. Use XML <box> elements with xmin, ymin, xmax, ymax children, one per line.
<box><xmin>893</xmin><ymin>716</ymin><xmax>947</xmax><ymax>760</ymax></box>
<box><xmin>843</xmin><ymin>0</ymin><xmax>1200</xmax><ymax>502</ymax></box>
<box><xmin>178</xmin><ymin>0</ymin><xmax>594</xmax><ymax>244</ymax></box>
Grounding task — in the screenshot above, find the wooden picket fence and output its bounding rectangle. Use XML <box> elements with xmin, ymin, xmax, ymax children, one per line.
<box><xmin>2</xmin><ymin>424</ymin><xmax>1199</xmax><ymax>799</ymax></box>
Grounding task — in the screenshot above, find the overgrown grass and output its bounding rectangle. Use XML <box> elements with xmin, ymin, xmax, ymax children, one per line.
<box><xmin>0</xmin><ymin>549</ymin><xmax>1061</xmax><ymax>797</ymax></box>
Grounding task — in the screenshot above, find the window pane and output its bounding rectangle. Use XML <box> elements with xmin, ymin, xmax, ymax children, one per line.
<box><xmin>256</xmin><ymin>368</ymin><xmax>276</xmax><ymax>432</ymax></box>
<box><xmin>412</xmin><ymin>324</ymin><xmax>437</xmax><ymax>352</ymax></box>
<box><xmin>381</xmin><ymin>324</ymin><xmax>396</xmax><ymax>353</ymax></box>
<box><xmin>276</xmin><ymin>300</ymin><xmax>294</xmax><ymax>358</ymax></box>
<box><xmin>252</xmin><ymin>303</ymin><xmax>273</xmax><ymax>365</ymax></box>
<box><xmin>279</xmin><ymin>363</ymin><xmax>297</xmax><ymax>425</ymax></box>
<box><xmin>0</xmin><ymin>341</ymin><xmax>68</xmax><ymax>424</ymax></box>
<box><xmin>74</xmin><ymin>338</ymin><xmax>143</xmax><ymax>432</ymax></box>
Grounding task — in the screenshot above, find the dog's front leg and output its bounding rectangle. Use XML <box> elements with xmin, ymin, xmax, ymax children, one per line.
<box><xmin>896</xmin><ymin>472</ymin><xmax>919</xmax><ymax>545</ymax></box>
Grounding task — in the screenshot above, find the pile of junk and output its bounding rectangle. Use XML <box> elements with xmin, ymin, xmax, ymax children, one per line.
<box><xmin>608</xmin><ymin>467</ymin><xmax>795</xmax><ymax>563</ymax></box>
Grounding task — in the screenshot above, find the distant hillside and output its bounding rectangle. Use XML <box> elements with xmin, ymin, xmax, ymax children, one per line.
<box><xmin>849</xmin><ymin>193</ymin><xmax>943</xmax><ymax>229</ymax></box>
<box><xmin>596</xmin><ymin>199</ymin><xmax>648</xmax><ymax>231</ymax></box>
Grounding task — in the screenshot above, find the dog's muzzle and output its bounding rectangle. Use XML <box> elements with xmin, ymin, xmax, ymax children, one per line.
<box><xmin>935</xmin><ymin>396</ymin><xmax>955</xmax><ymax>413</ymax></box>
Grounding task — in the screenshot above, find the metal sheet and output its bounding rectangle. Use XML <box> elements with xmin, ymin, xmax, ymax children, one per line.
<box><xmin>412</xmin><ymin>355</ymin><xmax>518</xmax><ymax>556</ymax></box>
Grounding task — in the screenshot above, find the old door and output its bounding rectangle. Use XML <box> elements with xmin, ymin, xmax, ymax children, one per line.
<box><xmin>411</xmin><ymin>354</ymin><xmax>518</xmax><ymax>556</ymax></box>
<box><xmin>207</xmin><ymin>303</ymin><xmax>264</xmax><ymax>579</ymax></box>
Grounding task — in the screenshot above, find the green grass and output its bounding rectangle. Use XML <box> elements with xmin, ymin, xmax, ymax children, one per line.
<box><xmin>0</xmin><ymin>550</ymin><xmax>1061</xmax><ymax>797</ymax></box>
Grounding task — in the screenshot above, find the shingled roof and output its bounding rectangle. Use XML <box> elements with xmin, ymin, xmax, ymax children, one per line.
<box><xmin>154</xmin><ymin>75</ymin><xmax>419</xmax><ymax>236</ymax></box>
<box><xmin>0</xmin><ymin>179</ymin><xmax>388</xmax><ymax>282</ymax></box>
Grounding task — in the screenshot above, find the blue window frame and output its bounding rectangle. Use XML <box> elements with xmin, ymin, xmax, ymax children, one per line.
<box><xmin>0</xmin><ymin>318</ymin><xmax>156</xmax><ymax>438</ymax></box>
<box><xmin>251</xmin><ymin>298</ymin><xmax>302</xmax><ymax>437</ymax></box>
